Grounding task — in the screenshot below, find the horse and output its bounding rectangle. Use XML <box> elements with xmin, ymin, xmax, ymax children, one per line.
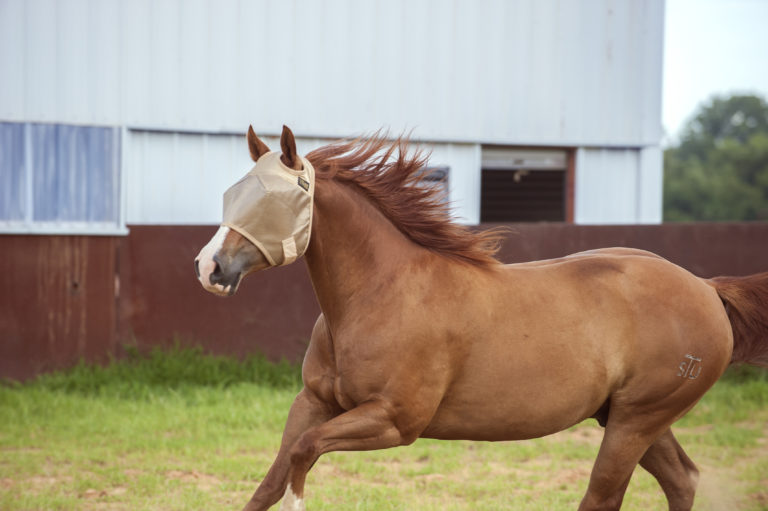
<box><xmin>194</xmin><ymin>125</ymin><xmax>768</xmax><ymax>511</ymax></box>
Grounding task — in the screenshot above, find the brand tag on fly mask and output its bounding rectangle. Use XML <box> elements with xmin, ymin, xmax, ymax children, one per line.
<box><xmin>298</xmin><ymin>176</ymin><xmax>310</xmax><ymax>191</ymax></box>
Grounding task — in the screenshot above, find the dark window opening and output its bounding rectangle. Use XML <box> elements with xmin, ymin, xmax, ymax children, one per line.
<box><xmin>418</xmin><ymin>165</ymin><xmax>450</xmax><ymax>200</ymax></box>
<box><xmin>480</xmin><ymin>147</ymin><xmax>568</xmax><ymax>222</ymax></box>
<box><xmin>481</xmin><ymin>169</ymin><xmax>565</xmax><ymax>222</ymax></box>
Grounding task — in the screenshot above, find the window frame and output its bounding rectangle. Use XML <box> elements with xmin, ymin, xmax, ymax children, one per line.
<box><xmin>479</xmin><ymin>146</ymin><xmax>576</xmax><ymax>223</ymax></box>
<box><xmin>0</xmin><ymin>122</ymin><xmax>128</xmax><ymax>236</ymax></box>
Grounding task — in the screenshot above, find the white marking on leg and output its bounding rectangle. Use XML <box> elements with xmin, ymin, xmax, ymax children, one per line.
<box><xmin>279</xmin><ymin>483</ymin><xmax>305</xmax><ymax>511</ymax></box>
<box><xmin>195</xmin><ymin>225</ymin><xmax>229</xmax><ymax>293</ymax></box>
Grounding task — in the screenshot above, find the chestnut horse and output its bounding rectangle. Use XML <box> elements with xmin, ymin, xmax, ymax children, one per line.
<box><xmin>195</xmin><ymin>126</ymin><xmax>768</xmax><ymax>511</ymax></box>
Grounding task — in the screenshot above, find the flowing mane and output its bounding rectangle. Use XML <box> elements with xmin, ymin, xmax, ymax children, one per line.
<box><xmin>306</xmin><ymin>134</ymin><xmax>506</xmax><ymax>267</ymax></box>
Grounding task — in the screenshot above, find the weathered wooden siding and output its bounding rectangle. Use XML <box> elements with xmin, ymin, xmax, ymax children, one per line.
<box><xmin>494</xmin><ymin>223</ymin><xmax>768</xmax><ymax>277</ymax></box>
<box><xmin>2</xmin><ymin>222</ymin><xmax>766</xmax><ymax>380</ymax></box>
<box><xmin>116</xmin><ymin>226</ymin><xmax>320</xmax><ymax>362</ymax></box>
<box><xmin>0</xmin><ymin>235</ymin><xmax>118</xmax><ymax>380</ymax></box>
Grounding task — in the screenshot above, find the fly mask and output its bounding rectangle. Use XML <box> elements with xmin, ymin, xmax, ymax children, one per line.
<box><xmin>222</xmin><ymin>151</ymin><xmax>315</xmax><ymax>266</ymax></box>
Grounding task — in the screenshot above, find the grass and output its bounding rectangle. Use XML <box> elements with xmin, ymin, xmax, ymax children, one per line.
<box><xmin>0</xmin><ymin>347</ymin><xmax>766</xmax><ymax>511</ymax></box>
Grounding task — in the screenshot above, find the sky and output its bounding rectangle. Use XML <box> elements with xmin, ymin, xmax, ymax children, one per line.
<box><xmin>663</xmin><ymin>0</ymin><xmax>768</xmax><ymax>142</ymax></box>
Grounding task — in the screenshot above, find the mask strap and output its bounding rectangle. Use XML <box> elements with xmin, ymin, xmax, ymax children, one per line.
<box><xmin>282</xmin><ymin>237</ymin><xmax>297</xmax><ymax>265</ymax></box>
<box><xmin>277</xmin><ymin>156</ymin><xmax>313</xmax><ymax>266</ymax></box>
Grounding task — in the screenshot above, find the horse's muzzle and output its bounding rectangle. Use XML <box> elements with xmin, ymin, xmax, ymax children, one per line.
<box><xmin>209</xmin><ymin>254</ymin><xmax>242</xmax><ymax>295</ymax></box>
<box><xmin>194</xmin><ymin>254</ymin><xmax>242</xmax><ymax>297</ymax></box>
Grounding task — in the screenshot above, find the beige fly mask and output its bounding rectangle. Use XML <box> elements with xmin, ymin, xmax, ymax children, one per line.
<box><xmin>222</xmin><ymin>151</ymin><xmax>315</xmax><ymax>266</ymax></box>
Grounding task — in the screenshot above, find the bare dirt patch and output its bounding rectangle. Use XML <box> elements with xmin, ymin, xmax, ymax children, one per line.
<box><xmin>549</xmin><ymin>425</ymin><xmax>605</xmax><ymax>447</ymax></box>
<box><xmin>690</xmin><ymin>420</ymin><xmax>768</xmax><ymax>511</ymax></box>
<box><xmin>696</xmin><ymin>467</ymin><xmax>746</xmax><ymax>511</ymax></box>
<box><xmin>80</xmin><ymin>487</ymin><xmax>127</xmax><ymax>499</ymax></box>
<box><xmin>165</xmin><ymin>470</ymin><xmax>222</xmax><ymax>491</ymax></box>
<box><xmin>27</xmin><ymin>474</ymin><xmax>74</xmax><ymax>488</ymax></box>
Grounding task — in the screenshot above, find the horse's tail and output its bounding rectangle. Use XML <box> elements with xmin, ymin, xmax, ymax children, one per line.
<box><xmin>711</xmin><ymin>272</ymin><xmax>768</xmax><ymax>367</ymax></box>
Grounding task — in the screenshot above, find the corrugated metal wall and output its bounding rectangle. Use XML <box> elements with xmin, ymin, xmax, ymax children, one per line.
<box><xmin>574</xmin><ymin>147</ymin><xmax>662</xmax><ymax>223</ymax></box>
<box><xmin>124</xmin><ymin>131</ymin><xmax>253</xmax><ymax>224</ymax></box>
<box><xmin>123</xmin><ymin>129</ymin><xmax>662</xmax><ymax>226</ymax></box>
<box><xmin>0</xmin><ymin>0</ymin><xmax>663</xmax><ymax>147</ymax></box>
<box><xmin>124</xmin><ymin>130</ymin><xmax>485</xmax><ymax>224</ymax></box>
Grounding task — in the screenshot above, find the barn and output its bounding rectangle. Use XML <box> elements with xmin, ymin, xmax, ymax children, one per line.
<box><xmin>1</xmin><ymin>0</ymin><xmax>665</xmax><ymax>230</ymax></box>
<box><xmin>3</xmin><ymin>0</ymin><xmax>765</xmax><ymax>380</ymax></box>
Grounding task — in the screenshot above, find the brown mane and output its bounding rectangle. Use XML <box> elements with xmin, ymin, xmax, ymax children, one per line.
<box><xmin>306</xmin><ymin>134</ymin><xmax>506</xmax><ymax>266</ymax></box>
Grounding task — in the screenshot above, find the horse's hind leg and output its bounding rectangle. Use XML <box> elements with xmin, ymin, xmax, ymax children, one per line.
<box><xmin>578</xmin><ymin>419</ymin><xmax>658</xmax><ymax>511</ymax></box>
<box><xmin>579</xmin><ymin>401</ymin><xmax>704</xmax><ymax>511</ymax></box>
<box><xmin>639</xmin><ymin>428</ymin><xmax>699</xmax><ymax>511</ymax></box>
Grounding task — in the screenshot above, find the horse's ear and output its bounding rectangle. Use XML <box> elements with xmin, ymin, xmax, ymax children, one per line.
<box><xmin>280</xmin><ymin>125</ymin><xmax>302</xmax><ymax>170</ymax></box>
<box><xmin>247</xmin><ymin>125</ymin><xmax>270</xmax><ymax>162</ymax></box>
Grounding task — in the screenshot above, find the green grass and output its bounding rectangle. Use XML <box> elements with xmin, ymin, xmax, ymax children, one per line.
<box><xmin>0</xmin><ymin>348</ymin><xmax>766</xmax><ymax>510</ymax></box>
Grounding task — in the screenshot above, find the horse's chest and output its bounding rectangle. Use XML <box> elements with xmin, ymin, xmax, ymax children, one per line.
<box><xmin>331</xmin><ymin>367</ymin><xmax>384</xmax><ymax>410</ymax></box>
<box><xmin>330</xmin><ymin>356</ymin><xmax>394</xmax><ymax>411</ymax></box>
<box><xmin>332</xmin><ymin>376</ymin><xmax>357</xmax><ymax>411</ymax></box>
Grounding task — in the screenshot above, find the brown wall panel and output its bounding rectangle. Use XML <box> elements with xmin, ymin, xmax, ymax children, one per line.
<box><xmin>2</xmin><ymin>222</ymin><xmax>767</xmax><ymax>380</ymax></box>
<box><xmin>0</xmin><ymin>235</ymin><xmax>117</xmax><ymax>380</ymax></box>
<box><xmin>492</xmin><ymin>223</ymin><xmax>768</xmax><ymax>277</ymax></box>
<box><xmin>117</xmin><ymin>226</ymin><xmax>320</xmax><ymax>362</ymax></box>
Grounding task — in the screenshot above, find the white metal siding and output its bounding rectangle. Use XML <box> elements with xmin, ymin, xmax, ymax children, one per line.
<box><xmin>425</xmin><ymin>142</ymin><xmax>482</xmax><ymax>225</ymax></box>
<box><xmin>575</xmin><ymin>148</ymin><xmax>634</xmax><ymax>224</ymax></box>
<box><xmin>574</xmin><ymin>147</ymin><xmax>661</xmax><ymax>224</ymax></box>
<box><xmin>637</xmin><ymin>146</ymin><xmax>663</xmax><ymax>223</ymax></box>
<box><xmin>124</xmin><ymin>130</ymin><xmax>482</xmax><ymax>225</ymax></box>
<box><xmin>126</xmin><ymin>131</ymin><xmax>262</xmax><ymax>224</ymax></box>
<box><xmin>1</xmin><ymin>0</ymin><xmax>664</xmax><ymax>147</ymax></box>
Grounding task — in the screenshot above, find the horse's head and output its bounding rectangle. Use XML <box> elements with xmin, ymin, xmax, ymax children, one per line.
<box><xmin>194</xmin><ymin>125</ymin><xmax>314</xmax><ymax>296</ymax></box>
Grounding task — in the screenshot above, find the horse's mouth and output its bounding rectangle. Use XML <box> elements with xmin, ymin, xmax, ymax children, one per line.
<box><xmin>201</xmin><ymin>277</ymin><xmax>241</xmax><ymax>297</ymax></box>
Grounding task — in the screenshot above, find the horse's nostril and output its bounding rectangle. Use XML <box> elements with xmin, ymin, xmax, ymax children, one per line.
<box><xmin>194</xmin><ymin>259</ymin><xmax>201</xmax><ymax>278</ymax></box>
<box><xmin>209</xmin><ymin>259</ymin><xmax>225</xmax><ymax>285</ymax></box>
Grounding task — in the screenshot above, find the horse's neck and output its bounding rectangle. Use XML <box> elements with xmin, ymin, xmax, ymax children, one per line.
<box><xmin>304</xmin><ymin>180</ymin><xmax>425</xmax><ymax>326</ymax></box>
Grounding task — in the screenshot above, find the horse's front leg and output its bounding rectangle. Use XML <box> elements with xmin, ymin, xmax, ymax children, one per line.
<box><xmin>280</xmin><ymin>399</ymin><xmax>420</xmax><ymax>510</ymax></box>
<box><xmin>242</xmin><ymin>388</ymin><xmax>336</xmax><ymax>511</ymax></box>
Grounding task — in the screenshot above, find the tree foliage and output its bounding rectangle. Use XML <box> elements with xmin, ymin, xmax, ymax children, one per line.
<box><xmin>663</xmin><ymin>94</ymin><xmax>768</xmax><ymax>221</ymax></box>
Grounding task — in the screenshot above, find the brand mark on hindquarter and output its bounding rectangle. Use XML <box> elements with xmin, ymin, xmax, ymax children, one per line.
<box><xmin>677</xmin><ymin>354</ymin><xmax>702</xmax><ymax>379</ymax></box>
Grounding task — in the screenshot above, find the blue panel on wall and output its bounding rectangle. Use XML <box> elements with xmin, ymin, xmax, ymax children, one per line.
<box><xmin>0</xmin><ymin>122</ymin><xmax>26</xmax><ymax>221</ymax></box>
<box><xmin>31</xmin><ymin>123</ymin><xmax>120</xmax><ymax>222</ymax></box>
<box><xmin>31</xmin><ymin>123</ymin><xmax>59</xmax><ymax>221</ymax></box>
<box><xmin>85</xmin><ymin>126</ymin><xmax>118</xmax><ymax>222</ymax></box>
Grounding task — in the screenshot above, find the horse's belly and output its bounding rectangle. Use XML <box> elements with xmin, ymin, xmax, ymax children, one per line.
<box><xmin>421</xmin><ymin>357</ymin><xmax>611</xmax><ymax>441</ymax></box>
<box><xmin>422</xmin><ymin>387</ymin><xmax>605</xmax><ymax>441</ymax></box>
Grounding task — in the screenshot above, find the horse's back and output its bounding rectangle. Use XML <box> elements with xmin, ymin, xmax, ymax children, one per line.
<box><xmin>508</xmin><ymin>246</ymin><xmax>664</xmax><ymax>270</ymax></box>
